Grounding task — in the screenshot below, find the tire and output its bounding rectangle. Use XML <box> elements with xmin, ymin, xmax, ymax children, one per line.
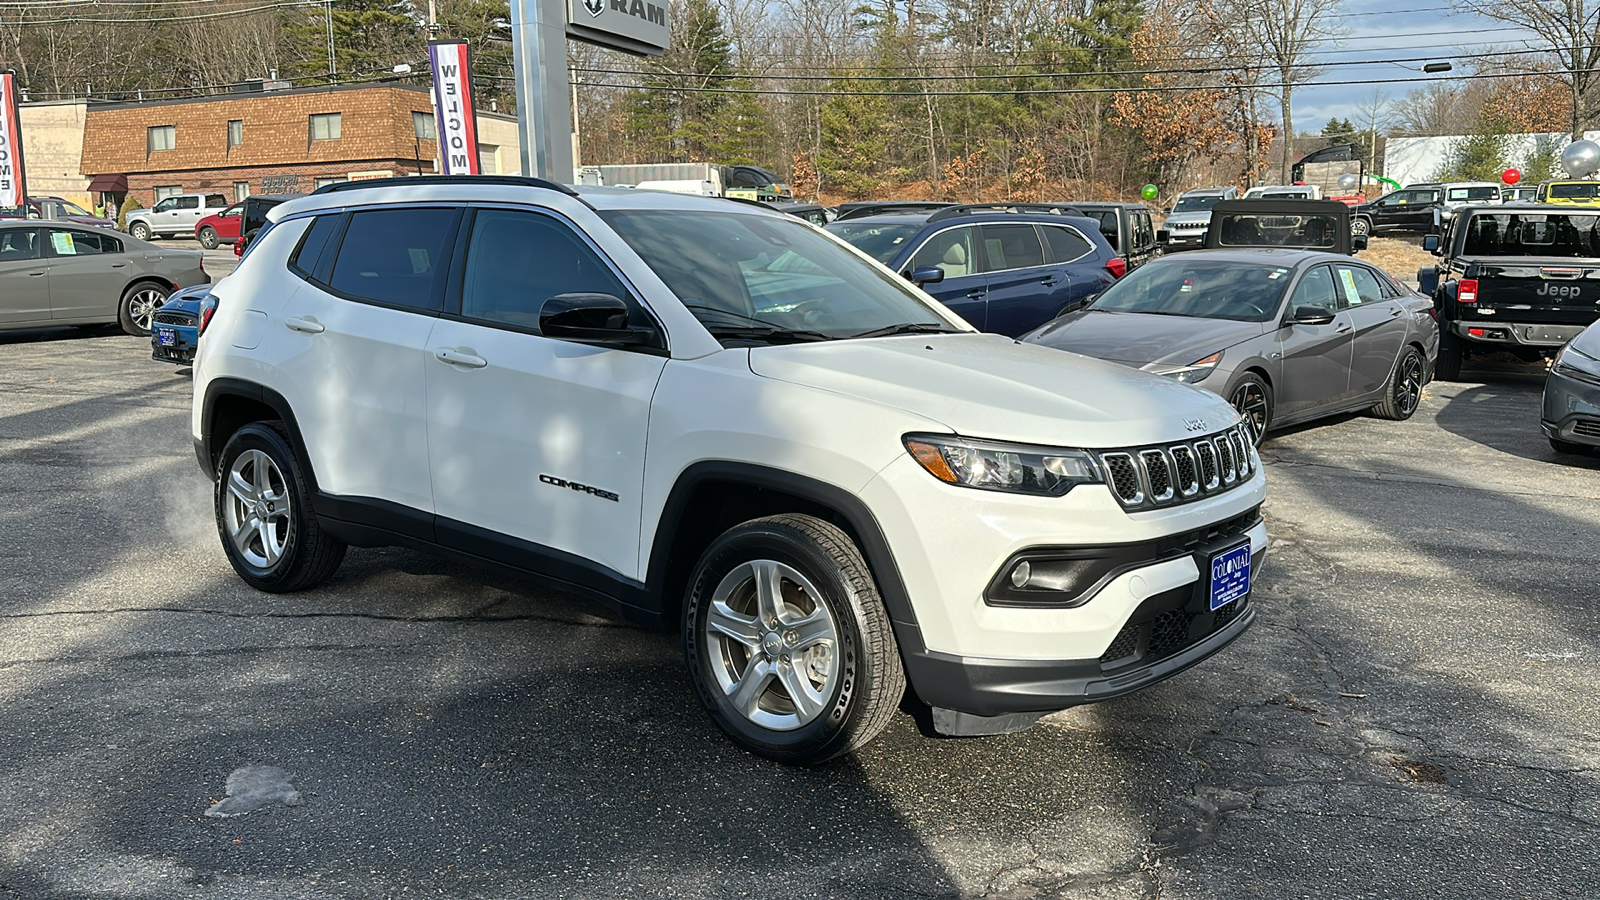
<box><xmin>1371</xmin><ymin>346</ymin><xmax>1426</xmax><ymax>420</ymax></box>
<box><xmin>129</xmin><ymin>221</ymin><xmax>150</xmax><ymax>241</ymax></box>
<box><xmin>198</xmin><ymin>226</ymin><xmax>219</xmax><ymax>250</ymax></box>
<box><xmin>683</xmin><ymin>514</ymin><xmax>905</xmax><ymax>765</ymax></box>
<box><xmin>1227</xmin><ymin>372</ymin><xmax>1274</xmax><ymax>445</ymax></box>
<box><xmin>1435</xmin><ymin>331</ymin><xmax>1464</xmax><ymax>381</ymax></box>
<box><xmin>1351</xmin><ymin>216</ymin><xmax>1372</xmax><ymax>236</ymax></box>
<box><xmin>214</xmin><ymin>422</ymin><xmax>346</xmax><ymax>593</ymax></box>
<box><xmin>118</xmin><ymin>281</ymin><xmax>171</xmax><ymax>336</ymax></box>
<box><xmin>1550</xmin><ymin>437</ymin><xmax>1592</xmax><ymax>455</ymax></box>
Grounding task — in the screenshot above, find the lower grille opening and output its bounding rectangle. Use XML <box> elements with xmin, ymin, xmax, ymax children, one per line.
<box><xmin>1098</xmin><ymin>595</ymin><xmax>1250</xmax><ymax>671</ymax></box>
<box><xmin>1573</xmin><ymin>419</ymin><xmax>1600</xmax><ymax>438</ymax></box>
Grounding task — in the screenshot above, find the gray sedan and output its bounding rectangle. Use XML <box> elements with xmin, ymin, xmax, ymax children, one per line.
<box><xmin>1022</xmin><ymin>249</ymin><xmax>1440</xmax><ymax>442</ymax></box>
<box><xmin>0</xmin><ymin>222</ymin><xmax>209</xmax><ymax>336</ymax></box>
<box><xmin>1543</xmin><ymin>319</ymin><xmax>1600</xmax><ymax>455</ymax></box>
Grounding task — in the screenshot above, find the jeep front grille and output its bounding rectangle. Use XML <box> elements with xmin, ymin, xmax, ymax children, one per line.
<box><xmin>1095</xmin><ymin>425</ymin><xmax>1256</xmax><ymax>511</ymax></box>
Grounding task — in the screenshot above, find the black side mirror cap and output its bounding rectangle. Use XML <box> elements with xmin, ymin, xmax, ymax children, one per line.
<box><xmin>1351</xmin><ymin>234</ymin><xmax>1368</xmax><ymax>253</ymax></box>
<box><xmin>540</xmin><ymin>293</ymin><xmax>654</xmax><ymax>345</ymax></box>
<box><xmin>1292</xmin><ymin>305</ymin><xmax>1337</xmax><ymax>326</ymax></box>
<box><xmin>1156</xmin><ymin>229</ymin><xmax>1171</xmax><ymax>243</ymax></box>
<box><xmin>1422</xmin><ymin>234</ymin><xmax>1441</xmax><ymax>254</ymax></box>
<box><xmin>909</xmin><ymin>265</ymin><xmax>945</xmax><ymax>286</ymax></box>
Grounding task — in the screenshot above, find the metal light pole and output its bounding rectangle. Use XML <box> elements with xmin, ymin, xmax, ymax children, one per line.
<box><xmin>507</xmin><ymin>0</ymin><xmax>574</xmax><ymax>181</ymax></box>
<box><xmin>325</xmin><ymin>0</ymin><xmax>336</xmax><ymax>78</ymax></box>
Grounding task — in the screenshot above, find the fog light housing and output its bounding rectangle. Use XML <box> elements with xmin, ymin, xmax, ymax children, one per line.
<box><xmin>1010</xmin><ymin>560</ymin><xmax>1032</xmax><ymax>588</ymax></box>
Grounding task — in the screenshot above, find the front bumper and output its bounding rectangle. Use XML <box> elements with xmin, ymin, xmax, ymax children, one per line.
<box><xmin>1453</xmin><ymin>320</ymin><xmax>1590</xmax><ymax>348</ymax></box>
<box><xmin>1165</xmin><ymin>231</ymin><xmax>1206</xmax><ymax>249</ymax></box>
<box><xmin>1542</xmin><ymin>366</ymin><xmax>1600</xmax><ymax>447</ymax></box>
<box><xmin>150</xmin><ymin>324</ymin><xmax>198</xmax><ymax>365</ymax></box>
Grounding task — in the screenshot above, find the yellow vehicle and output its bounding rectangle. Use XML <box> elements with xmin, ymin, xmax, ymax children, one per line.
<box><xmin>1535</xmin><ymin>181</ymin><xmax>1600</xmax><ymax>206</ymax></box>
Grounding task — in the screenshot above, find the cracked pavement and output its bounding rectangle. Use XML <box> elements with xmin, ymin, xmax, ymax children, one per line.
<box><xmin>1</xmin><ymin>331</ymin><xmax>1596</xmax><ymax>899</ymax></box>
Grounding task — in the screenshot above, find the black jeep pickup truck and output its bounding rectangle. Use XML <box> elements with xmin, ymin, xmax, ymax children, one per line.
<box><xmin>1418</xmin><ymin>204</ymin><xmax>1600</xmax><ymax>380</ymax></box>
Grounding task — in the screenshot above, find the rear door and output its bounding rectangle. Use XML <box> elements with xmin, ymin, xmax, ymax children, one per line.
<box><xmin>1333</xmin><ymin>263</ymin><xmax>1408</xmax><ymax>399</ymax></box>
<box><xmin>1039</xmin><ymin>223</ymin><xmax>1105</xmax><ymax>313</ymax></box>
<box><xmin>1274</xmin><ymin>265</ymin><xmax>1357</xmax><ymax>419</ymax></box>
<box><xmin>43</xmin><ymin>228</ymin><xmax>130</xmax><ymax>320</ymax></box>
<box><xmin>0</xmin><ymin>227</ymin><xmax>50</xmax><ymax>325</ymax></box>
<box><xmin>905</xmin><ymin>225</ymin><xmax>987</xmax><ymax>330</ymax></box>
<box><xmin>977</xmin><ymin>222</ymin><xmax>1057</xmax><ymax>336</ymax></box>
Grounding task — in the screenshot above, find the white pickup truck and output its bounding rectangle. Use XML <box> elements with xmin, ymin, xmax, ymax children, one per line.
<box><xmin>126</xmin><ymin>192</ymin><xmax>231</xmax><ymax>241</ymax></box>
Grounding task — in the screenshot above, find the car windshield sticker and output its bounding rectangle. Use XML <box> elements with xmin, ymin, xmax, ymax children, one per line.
<box><xmin>1268</xmin><ymin>268</ymin><xmax>1288</xmax><ymax>280</ymax></box>
<box><xmin>51</xmin><ymin>232</ymin><xmax>76</xmax><ymax>255</ymax></box>
<box><xmin>1339</xmin><ymin>268</ymin><xmax>1361</xmax><ymax>305</ymax></box>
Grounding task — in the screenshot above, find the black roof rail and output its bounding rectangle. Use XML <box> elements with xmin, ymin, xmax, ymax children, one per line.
<box><xmin>834</xmin><ymin>201</ymin><xmax>952</xmax><ymax>220</ymax></box>
<box><xmin>925</xmin><ymin>202</ymin><xmax>1086</xmax><ymax>223</ymax></box>
<box><xmin>311</xmin><ymin>174</ymin><xmax>580</xmax><ymax>198</ymax></box>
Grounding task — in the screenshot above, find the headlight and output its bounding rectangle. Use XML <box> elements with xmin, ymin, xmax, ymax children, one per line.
<box><xmin>1154</xmin><ymin>351</ymin><xmax>1222</xmax><ymax>384</ymax></box>
<box><xmin>1555</xmin><ymin>342</ymin><xmax>1600</xmax><ymax>384</ymax></box>
<box><xmin>903</xmin><ymin>435</ymin><xmax>1102</xmax><ymax>496</ymax></box>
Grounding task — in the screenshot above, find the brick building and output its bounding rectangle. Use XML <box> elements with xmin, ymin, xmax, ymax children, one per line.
<box><xmin>76</xmin><ymin>82</ymin><xmax>521</xmax><ymax>209</ymax></box>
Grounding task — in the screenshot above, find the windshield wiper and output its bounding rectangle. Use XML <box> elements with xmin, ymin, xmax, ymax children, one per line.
<box><xmin>848</xmin><ymin>322</ymin><xmax>963</xmax><ymax>339</ymax></box>
<box><xmin>705</xmin><ymin>325</ymin><xmax>834</xmax><ymax>344</ymax></box>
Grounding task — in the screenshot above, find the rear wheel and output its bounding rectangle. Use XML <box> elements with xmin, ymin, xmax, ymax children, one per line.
<box><xmin>129</xmin><ymin>221</ymin><xmax>151</xmax><ymax>241</ymax></box>
<box><xmin>1351</xmin><ymin>216</ymin><xmax>1372</xmax><ymax>236</ymax></box>
<box><xmin>1371</xmin><ymin>346</ymin><xmax>1426</xmax><ymax>420</ymax></box>
<box><xmin>198</xmin><ymin>226</ymin><xmax>219</xmax><ymax>250</ymax></box>
<box><xmin>215</xmin><ymin>422</ymin><xmax>346</xmax><ymax>592</ymax></box>
<box><xmin>119</xmin><ymin>282</ymin><xmax>170</xmax><ymax>336</ymax></box>
<box><xmin>683</xmin><ymin>514</ymin><xmax>905</xmax><ymax>765</ymax></box>
<box><xmin>1227</xmin><ymin>373</ymin><xmax>1274</xmax><ymax>445</ymax></box>
<box><xmin>1435</xmin><ymin>331</ymin><xmax>1464</xmax><ymax>381</ymax></box>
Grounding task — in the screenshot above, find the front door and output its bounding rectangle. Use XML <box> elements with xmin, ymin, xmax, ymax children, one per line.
<box><xmin>905</xmin><ymin>225</ymin><xmax>987</xmax><ymax>330</ymax></box>
<box><xmin>1333</xmin><ymin>263</ymin><xmax>1408</xmax><ymax>399</ymax></box>
<box><xmin>1274</xmin><ymin>265</ymin><xmax>1356</xmax><ymax>420</ymax></box>
<box><xmin>0</xmin><ymin>228</ymin><xmax>49</xmax><ymax>325</ymax></box>
<box><xmin>425</xmin><ymin>206</ymin><xmax>667</xmax><ymax>581</ymax></box>
<box><xmin>43</xmin><ymin>228</ymin><xmax>129</xmax><ymax>320</ymax></box>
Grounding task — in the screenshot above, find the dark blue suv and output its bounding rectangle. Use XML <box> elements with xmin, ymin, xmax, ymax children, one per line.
<box><xmin>825</xmin><ymin>203</ymin><xmax>1125</xmax><ymax>336</ymax></box>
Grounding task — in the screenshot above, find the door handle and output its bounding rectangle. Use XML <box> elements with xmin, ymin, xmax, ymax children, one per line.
<box><xmin>435</xmin><ymin>348</ymin><xmax>487</xmax><ymax>369</ymax></box>
<box><xmin>110</xmin><ymin>262</ymin><xmax>127</xmax><ymax>268</ymax></box>
<box><xmin>1040</xmin><ymin>276</ymin><xmax>1060</xmax><ymax>286</ymax></box>
<box><xmin>1389</xmin><ymin>306</ymin><xmax>1403</xmax><ymax>317</ymax></box>
<box><xmin>284</xmin><ymin>316</ymin><xmax>325</xmax><ymax>334</ymax></box>
<box><xmin>966</xmin><ymin>290</ymin><xmax>987</xmax><ymax>299</ymax></box>
<box><xmin>1336</xmin><ymin>323</ymin><xmax>1353</xmax><ymax>334</ymax></box>
<box><xmin>27</xmin><ymin>271</ymin><xmax>44</xmax><ymax>277</ymax></box>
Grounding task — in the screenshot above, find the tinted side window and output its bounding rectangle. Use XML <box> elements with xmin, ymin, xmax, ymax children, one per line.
<box><xmin>1041</xmin><ymin>225</ymin><xmax>1093</xmax><ymax>262</ymax></box>
<box><xmin>909</xmin><ymin>226</ymin><xmax>977</xmax><ymax>277</ymax></box>
<box><xmin>289</xmin><ymin>215</ymin><xmax>341</xmax><ymax>279</ymax></box>
<box><xmin>0</xmin><ymin>228</ymin><xmax>39</xmax><ymax>260</ymax></box>
<box><xmin>327</xmin><ymin>208</ymin><xmax>457</xmax><ymax>311</ymax></box>
<box><xmin>176</xmin><ymin>196</ymin><xmax>200</xmax><ymax>210</ymax></box>
<box><xmin>1290</xmin><ymin>266</ymin><xmax>1338</xmax><ymax>310</ymax></box>
<box><xmin>206</xmin><ymin>194</ymin><xmax>229</xmax><ymax>208</ymax></box>
<box><xmin>980</xmin><ymin>224</ymin><xmax>1046</xmax><ymax>272</ymax></box>
<box><xmin>1334</xmin><ymin>265</ymin><xmax>1386</xmax><ymax>308</ymax></box>
<box><xmin>459</xmin><ymin>209</ymin><xmax>630</xmax><ymax>332</ymax></box>
<box><xmin>46</xmin><ymin>229</ymin><xmax>115</xmax><ymax>256</ymax></box>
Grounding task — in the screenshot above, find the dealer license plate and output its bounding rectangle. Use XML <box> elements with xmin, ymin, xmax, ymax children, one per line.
<box><xmin>156</xmin><ymin>328</ymin><xmax>176</xmax><ymax>347</ymax></box>
<box><xmin>1208</xmin><ymin>542</ymin><xmax>1251</xmax><ymax>611</ymax></box>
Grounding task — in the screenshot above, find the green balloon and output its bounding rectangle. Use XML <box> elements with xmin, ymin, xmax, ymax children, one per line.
<box><xmin>1141</xmin><ymin>184</ymin><xmax>1160</xmax><ymax>201</ymax></box>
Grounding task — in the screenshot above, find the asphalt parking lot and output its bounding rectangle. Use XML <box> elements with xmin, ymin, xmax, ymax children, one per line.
<box><xmin>1</xmin><ymin>329</ymin><xmax>1596</xmax><ymax>899</ymax></box>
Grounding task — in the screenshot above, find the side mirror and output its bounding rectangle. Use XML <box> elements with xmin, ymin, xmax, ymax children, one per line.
<box><xmin>909</xmin><ymin>265</ymin><xmax>945</xmax><ymax>286</ymax></box>
<box><xmin>1156</xmin><ymin>228</ymin><xmax>1171</xmax><ymax>244</ymax></box>
<box><xmin>1292</xmin><ymin>305</ymin><xmax>1337</xmax><ymax>326</ymax></box>
<box><xmin>1162</xmin><ymin>206</ymin><xmax>1172</xmax><ymax>215</ymax></box>
<box><xmin>540</xmin><ymin>293</ymin><xmax>654</xmax><ymax>345</ymax></box>
<box><xmin>1422</xmin><ymin>234</ymin><xmax>1441</xmax><ymax>254</ymax></box>
<box><xmin>1351</xmin><ymin>234</ymin><xmax>1368</xmax><ymax>253</ymax></box>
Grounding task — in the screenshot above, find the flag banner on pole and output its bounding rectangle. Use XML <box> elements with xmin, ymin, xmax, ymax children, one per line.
<box><xmin>428</xmin><ymin>42</ymin><xmax>480</xmax><ymax>175</ymax></box>
<box><xmin>0</xmin><ymin>72</ymin><xmax>26</xmax><ymax>208</ymax></box>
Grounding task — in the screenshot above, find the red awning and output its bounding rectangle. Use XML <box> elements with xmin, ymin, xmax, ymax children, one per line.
<box><xmin>86</xmin><ymin>174</ymin><xmax>128</xmax><ymax>193</ymax></box>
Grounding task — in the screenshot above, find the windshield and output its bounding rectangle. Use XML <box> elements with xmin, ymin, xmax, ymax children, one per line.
<box><xmin>1549</xmin><ymin>183</ymin><xmax>1600</xmax><ymax>200</ymax></box>
<box><xmin>602</xmin><ymin>210</ymin><xmax>953</xmax><ymax>341</ymax></box>
<box><xmin>1171</xmin><ymin>195</ymin><xmax>1225</xmax><ymax>213</ymax></box>
<box><xmin>1462</xmin><ymin>212</ymin><xmax>1600</xmax><ymax>256</ymax></box>
<box><xmin>1088</xmin><ymin>258</ymin><xmax>1289</xmax><ymax>322</ymax></box>
<box><xmin>824</xmin><ymin>221</ymin><xmax>921</xmax><ymax>263</ymax></box>
<box><xmin>1448</xmin><ymin>187</ymin><xmax>1498</xmax><ymax>202</ymax></box>
<box><xmin>56</xmin><ymin>200</ymin><xmax>94</xmax><ymax>216</ymax></box>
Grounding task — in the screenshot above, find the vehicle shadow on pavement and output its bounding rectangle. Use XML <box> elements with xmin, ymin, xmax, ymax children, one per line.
<box><xmin>0</xmin><ymin>325</ymin><xmax>127</xmax><ymax>346</ymax></box>
<box><xmin>1435</xmin><ymin>379</ymin><xmax>1600</xmax><ymax>469</ymax></box>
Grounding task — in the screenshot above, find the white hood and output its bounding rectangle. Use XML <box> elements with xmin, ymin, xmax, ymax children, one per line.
<box><xmin>747</xmin><ymin>333</ymin><xmax>1240</xmax><ymax>448</ymax></box>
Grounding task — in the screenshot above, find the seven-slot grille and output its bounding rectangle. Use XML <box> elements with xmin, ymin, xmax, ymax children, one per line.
<box><xmin>153</xmin><ymin>310</ymin><xmax>197</xmax><ymax>327</ymax></box>
<box><xmin>1573</xmin><ymin>419</ymin><xmax>1600</xmax><ymax>439</ymax></box>
<box><xmin>1097</xmin><ymin>425</ymin><xmax>1256</xmax><ymax>510</ymax></box>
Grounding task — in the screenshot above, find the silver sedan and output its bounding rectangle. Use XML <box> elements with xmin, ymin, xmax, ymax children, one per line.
<box><xmin>0</xmin><ymin>222</ymin><xmax>209</xmax><ymax>336</ymax></box>
<box><xmin>1022</xmin><ymin>249</ymin><xmax>1440</xmax><ymax>442</ymax></box>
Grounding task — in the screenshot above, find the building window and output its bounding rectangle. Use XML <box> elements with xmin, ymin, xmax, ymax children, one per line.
<box><xmin>412</xmin><ymin>111</ymin><xmax>436</xmax><ymax>141</ymax></box>
<box><xmin>227</xmin><ymin>120</ymin><xmax>243</xmax><ymax>149</ymax></box>
<box><xmin>314</xmin><ymin>176</ymin><xmax>347</xmax><ymax>189</ymax></box>
<box><xmin>148</xmin><ymin>125</ymin><xmax>175</xmax><ymax>153</ymax></box>
<box><xmin>309</xmin><ymin>113</ymin><xmax>342</xmax><ymax>142</ymax></box>
<box><xmin>153</xmin><ymin>185</ymin><xmax>183</xmax><ymax>201</ymax></box>
<box><xmin>234</xmin><ymin>181</ymin><xmax>250</xmax><ymax>201</ymax></box>
<box><xmin>477</xmin><ymin>144</ymin><xmax>499</xmax><ymax>175</ymax></box>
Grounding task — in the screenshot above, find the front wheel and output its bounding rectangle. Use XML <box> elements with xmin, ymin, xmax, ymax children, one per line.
<box><xmin>1351</xmin><ymin>217</ymin><xmax>1372</xmax><ymax>236</ymax></box>
<box><xmin>1371</xmin><ymin>346</ymin><xmax>1426</xmax><ymax>420</ymax></box>
<box><xmin>198</xmin><ymin>226</ymin><xmax>219</xmax><ymax>250</ymax></box>
<box><xmin>1227</xmin><ymin>373</ymin><xmax>1274</xmax><ymax>445</ymax></box>
<box><xmin>215</xmin><ymin>422</ymin><xmax>346</xmax><ymax>592</ymax></box>
<box><xmin>129</xmin><ymin>221</ymin><xmax>151</xmax><ymax>241</ymax></box>
<box><xmin>683</xmin><ymin>514</ymin><xmax>905</xmax><ymax>765</ymax></box>
<box><xmin>119</xmin><ymin>282</ymin><xmax>171</xmax><ymax>336</ymax></box>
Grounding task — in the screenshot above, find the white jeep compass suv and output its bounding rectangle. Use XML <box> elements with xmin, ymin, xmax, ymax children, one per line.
<box><xmin>191</xmin><ymin>176</ymin><xmax>1267</xmax><ymax>764</ymax></box>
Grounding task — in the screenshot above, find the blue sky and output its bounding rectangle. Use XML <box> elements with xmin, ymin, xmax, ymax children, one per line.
<box><xmin>1291</xmin><ymin>0</ymin><xmax>1540</xmax><ymax>130</ymax></box>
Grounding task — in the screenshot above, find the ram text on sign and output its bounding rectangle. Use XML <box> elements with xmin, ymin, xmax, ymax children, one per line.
<box><xmin>567</xmin><ymin>0</ymin><xmax>669</xmax><ymax>57</ymax></box>
<box><xmin>428</xmin><ymin>42</ymin><xmax>481</xmax><ymax>176</ymax></box>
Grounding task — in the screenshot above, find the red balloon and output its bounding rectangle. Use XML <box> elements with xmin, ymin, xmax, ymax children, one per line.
<box><xmin>1502</xmin><ymin>168</ymin><xmax>1522</xmax><ymax>185</ymax></box>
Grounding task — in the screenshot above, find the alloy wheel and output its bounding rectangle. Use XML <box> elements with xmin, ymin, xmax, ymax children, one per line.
<box><xmin>223</xmin><ymin>449</ymin><xmax>292</xmax><ymax>569</ymax></box>
<box><xmin>703</xmin><ymin>559</ymin><xmax>841</xmax><ymax>732</ymax></box>
<box><xmin>1396</xmin><ymin>353</ymin><xmax>1424</xmax><ymax>416</ymax></box>
<box><xmin>126</xmin><ymin>288</ymin><xmax>167</xmax><ymax>332</ymax></box>
<box><xmin>1351</xmin><ymin>218</ymin><xmax>1371</xmax><ymax>236</ymax></box>
<box><xmin>1230</xmin><ymin>382</ymin><xmax>1270</xmax><ymax>445</ymax></box>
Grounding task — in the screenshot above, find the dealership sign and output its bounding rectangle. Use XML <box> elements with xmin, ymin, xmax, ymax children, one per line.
<box><xmin>567</xmin><ymin>0</ymin><xmax>668</xmax><ymax>56</ymax></box>
<box><xmin>428</xmin><ymin>41</ymin><xmax>481</xmax><ymax>175</ymax></box>
<box><xmin>0</xmin><ymin>72</ymin><xmax>26</xmax><ymax>208</ymax></box>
